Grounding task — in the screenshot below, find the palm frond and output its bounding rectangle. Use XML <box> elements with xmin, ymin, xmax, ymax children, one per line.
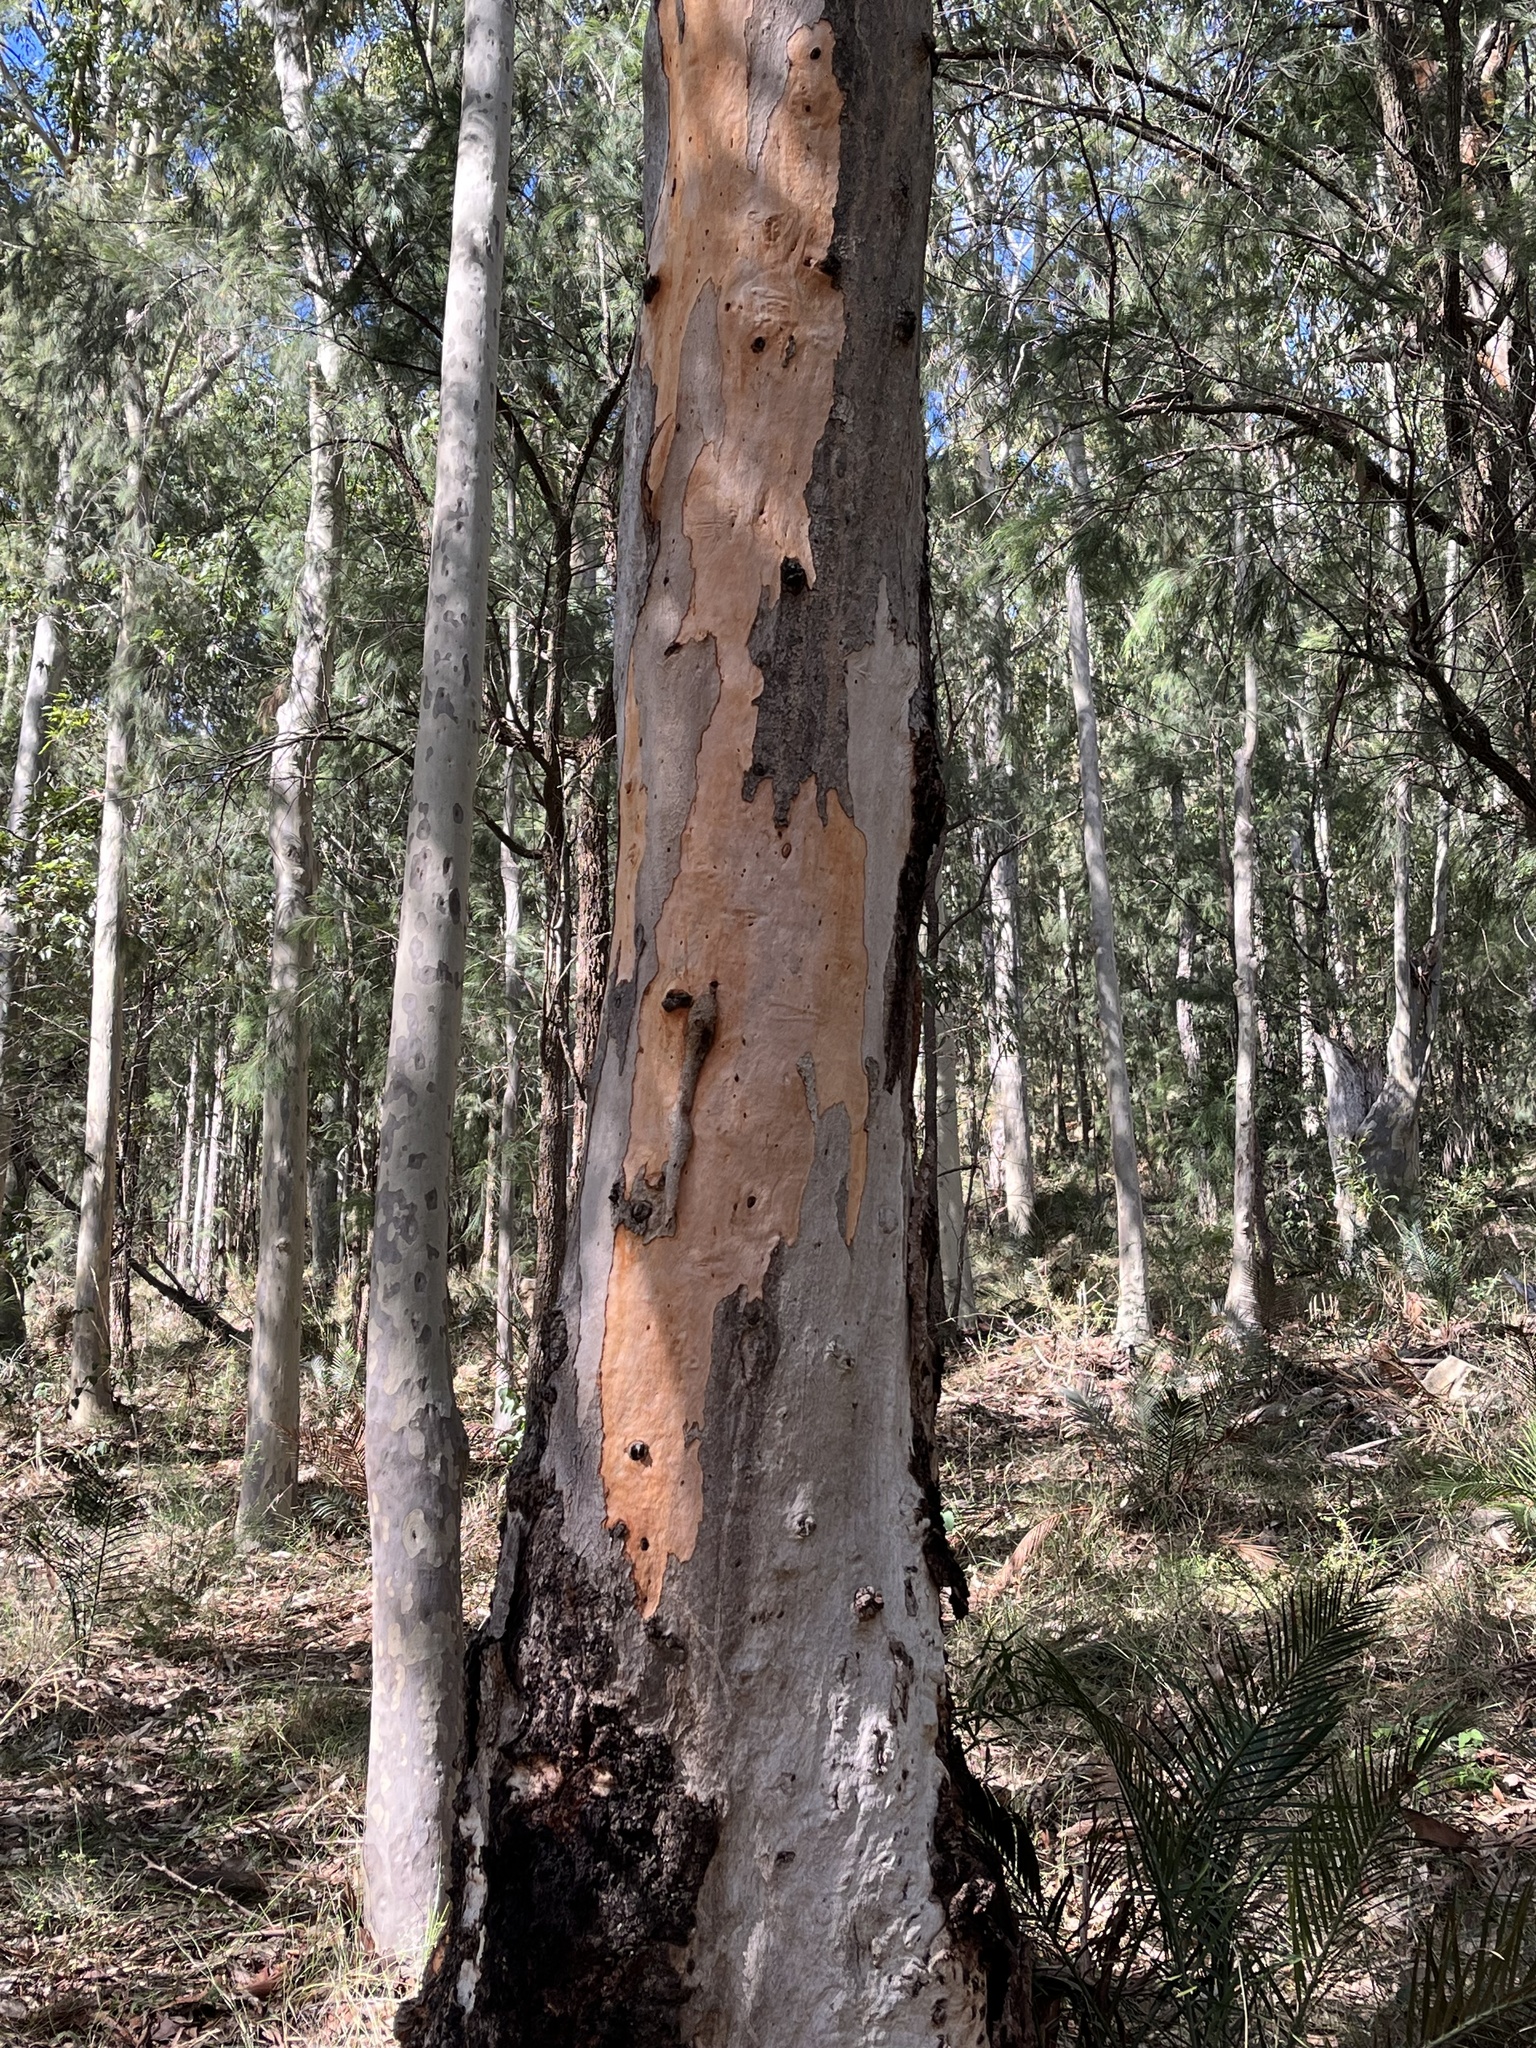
<box><xmin>1387</xmin><ymin>1882</ymin><xmax>1536</xmax><ymax>2048</ymax></box>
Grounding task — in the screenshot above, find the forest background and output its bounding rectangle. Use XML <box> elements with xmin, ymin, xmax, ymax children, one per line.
<box><xmin>5</xmin><ymin>0</ymin><xmax>1536</xmax><ymax>2041</ymax></box>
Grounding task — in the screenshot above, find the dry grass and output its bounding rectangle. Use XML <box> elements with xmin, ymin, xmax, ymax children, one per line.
<box><xmin>0</xmin><ymin>1272</ymin><xmax>509</xmax><ymax>2046</ymax></box>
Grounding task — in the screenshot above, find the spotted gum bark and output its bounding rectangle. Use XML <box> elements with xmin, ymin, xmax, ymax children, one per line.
<box><xmin>362</xmin><ymin>0</ymin><xmax>515</xmax><ymax>1959</ymax></box>
<box><xmin>402</xmin><ymin>5</ymin><xmax>1033</xmax><ymax>2043</ymax></box>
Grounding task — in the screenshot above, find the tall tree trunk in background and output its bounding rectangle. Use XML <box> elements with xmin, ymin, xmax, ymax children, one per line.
<box><xmin>196</xmin><ymin>1036</ymin><xmax>228</xmax><ymax>1298</ymax></box>
<box><xmin>172</xmin><ymin>1042</ymin><xmax>199</xmax><ymax>1276</ymax></box>
<box><xmin>1059</xmin><ymin>879</ymin><xmax>1092</xmax><ymax>1151</ymax></box>
<box><xmin>111</xmin><ymin>955</ymin><xmax>155</xmax><ymax>1380</ymax></box>
<box><xmin>938</xmin><ymin>1028</ymin><xmax>977</xmax><ymax>1323</ymax></box>
<box><xmin>241</xmin><ymin>3</ymin><xmax>345</xmax><ymax>1535</ymax></box>
<box><xmin>1357</xmin><ymin>770</ymin><xmax>1452</xmax><ymax>1203</ymax></box>
<box><xmin>980</xmin><ymin>692</ymin><xmax>1035</xmax><ymax>1236</ymax></box>
<box><xmin>311</xmin><ymin>1089</ymin><xmax>341</xmax><ymax>1288</ymax></box>
<box><xmin>402</xmin><ymin>6</ymin><xmax>1030</xmax><ymax>2040</ymax></box>
<box><xmin>362</xmin><ymin>0</ymin><xmax>514</xmax><ymax>1959</ymax></box>
<box><xmin>1224</xmin><ymin>639</ymin><xmax>1274</xmax><ymax>1339</ymax></box>
<box><xmin>529</xmin><ymin>515</ymin><xmax>572</xmax><ymax>1353</ymax></box>
<box><xmin>493</xmin><ymin>746</ymin><xmax>522</xmax><ymax>1427</ymax></box>
<box><xmin>188</xmin><ymin>1054</ymin><xmax>214</xmax><ymax>1289</ymax></box>
<box><xmin>1063</xmin><ymin>427</ymin><xmax>1150</xmax><ymax>1349</ymax></box>
<box><xmin>0</xmin><ymin>442</ymin><xmax>74</xmax><ymax>1347</ymax></box>
<box><xmin>69</xmin><ymin>364</ymin><xmax>150</xmax><ymax>1429</ymax></box>
<box><xmin>1170</xmin><ymin>774</ymin><xmax>1216</xmax><ymax>1225</ymax></box>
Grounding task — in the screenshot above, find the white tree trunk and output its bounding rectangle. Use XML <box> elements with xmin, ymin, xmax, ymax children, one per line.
<box><xmin>1063</xmin><ymin>427</ymin><xmax>1150</xmax><ymax>1348</ymax></box>
<box><xmin>241</xmin><ymin>1</ymin><xmax>345</xmax><ymax>1535</ymax></box>
<box><xmin>362</xmin><ymin>0</ymin><xmax>516</xmax><ymax>1960</ymax></box>
<box><xmin>172</xmin><ymin>1044</ymin><xmax>199</xmax><ymax>1273</ymax></box>
<box><xmin>196</xmin><ymin>1037</ymin><xmax>228</xmax><ymax>1299</ymax></box>
<box><xmin>69</xmin><ymin>371</ymin><xmax>149</xmax><ymax>1430</ymax></box>
<box><xmin>1224</xmin><ymin>643</ymin><xmax>1271</xmax><ymax>1338</ymax></box>
<box><xmin>0</xmin><ymin>443</ymin><xmax>74</xmax><ymax>1343</ymax></box>
<box><xmin>492</xmin><ymin>749</ymin><xmax>522</xmax><ymax>1429</ymax></box>
<box><xmin>188</xmin><ymin>1056</ymin><xmax>213</xmax><ymax>1288</ymax></box>
<box><xmin>400</xmin><ymin>8</ymin><xmax>1030</xmax><ymax>2041</ymax></box>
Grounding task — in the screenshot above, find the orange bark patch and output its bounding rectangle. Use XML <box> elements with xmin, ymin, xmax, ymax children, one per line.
<box><xmin>599</xmin><ymin>8</ymin><xmax>869</xmax><ymax>1614</ymax></box>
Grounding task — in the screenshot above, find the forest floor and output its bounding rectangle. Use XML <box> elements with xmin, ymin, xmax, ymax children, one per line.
<box><xmin>3</xmin><ymin>1171</ymin><xmax>1536</xmax><ymax>2042</ymax></box>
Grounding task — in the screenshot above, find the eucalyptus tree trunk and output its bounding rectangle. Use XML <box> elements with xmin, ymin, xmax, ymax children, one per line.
<box><xmin>985</xmin><ymin>846</ymin><xmax>1035</xmax><ymax>1236</ymax></box>
<box><xmin>188</xmin><ymin>1056</ymin><xmax>214</xmax><ymax>1288</ymax></box>
<box><xmin>1063</xmin><ymin>427</ymin><xmax>1150</xmax><ymax>1349</ymax></box>
<box><xmin>569</xmin><ymin>669</ymin><xmax>614</xmax><ymax>1182</ymax></box>
<box><xmin>240</xmin><ymin>3</ymin><xmax>345</xmax><ymax>1535</ymax></box>
<box><xmin>493</xmin><ymin>748</ymin><xmax>522</xmax><ymax>1426</ymax></box>
<box><xmin>196</xmin><ymin>1036</ymin><xmax>228</xmax><ymax>1298</ymax></box>
<box><xmin>400</xmin><ymin>5</ymin><xmax>1031</xmax><ymax>2042</ymax></box>
<box><xmin>0</xmin><ymin>442</ymin><xmax>74</xmax><ymax>1345</ymax></box>
<box><xmin>311</xmin><ymin>1090</ymin><xmax>342</xmax><ymax>1288</ymax></box>
<box><xmin>1169</xmin><ymin>774</ymin><xmax>1216</xmax><ymax>1224</ymax></box>
<box><xmin>361</xmin><ymin>0</ymin><xmax>515</xmax><ymax>1960</ymax></box>
<box><xmin>1356</xmin><ymin>772</ymin><xmax>1452</xmax><ymax>1202</ymax></box>
<box><xmin>172</xmin><ymin>1042</ymin><xmax>199</xmax><ymax>1276</ymax></box>
<box><xmin>1223</xmin><ymin>646</ymin><xmax>1274</xmax><ymax>1339</ymax></box>
<box><xmin>938</xmin><ymin>1029</ymin><xmax>977</xmax><ymax>1324</ymax></box>
<box><xmin>69</xmin><ymin>366</ymin><xmax>150</xmax><ymax>1429</ymax></box>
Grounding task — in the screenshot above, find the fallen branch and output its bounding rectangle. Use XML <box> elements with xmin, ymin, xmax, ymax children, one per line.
<box><xmin>25</xmin><ymin>1156</ymin><xmax>249</xmax><ymax>1347</ymax></box>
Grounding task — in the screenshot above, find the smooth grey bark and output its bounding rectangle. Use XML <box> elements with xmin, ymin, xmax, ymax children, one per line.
<box><xmin>1063</xmin><ymin>427</ymin><xmax>1150</xmax><ymax>1348</ymax></box>
<box><xmin>69</xmin><ymin>368</ymin><xmax>150</xmax><ymax>1429</ymax></box>
<box><xmin>188</xmin><ymin>1053</ymin><xmax>214</xmax><ymax>1288</ymax></box>
<box><xmin>0</xmin><ymin>442</ymin><xmax>74</xmax><ymax>1345</ymax></box>
<box><xmin>401</xmin><ymin>4</ymin><xmax>1029</xmax><ymax>2041</ymax></box>
<box><xmin>937</xmin><ymin>1027</ymin><xmax>977</xmax><ymax>1324</ymax></box>
<box><xmin>195</xmin><ymin>1036</ymin><xmax>228</xmax><ymax>1299</ymax></box>
<box><xmin>1224</xmin><ymin>644</ymin><xmax>1273</xmax><ymax>1338</ymax></box>
<box><xmin>172</xmin><ymin>1043</ymin><xmax>199</xmax><ymax>1277</ymax></box>
<box><xmin>361</xmin><ymin>0</ymin><xmax>515</xmax><ymax>1961</ymax></box>
<box><xmin>240</xmin><ymin>2</ymin><xmax>345</xmax><ymax>1535</ymax></box>
<box><xmin>985</xmin><ymin>844</ymin><xmax>1036</xmax><ymax>1235</ymax></box>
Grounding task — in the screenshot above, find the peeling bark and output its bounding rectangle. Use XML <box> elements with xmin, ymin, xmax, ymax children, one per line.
<box><xmin>402</xmin><ymin>5</ymin><xmax>1033</xmax><ymax>2042</ymax></box>
<box><xmin>361</xmin><ymin>0</ymin><xmax>515</xmax><ymax>1959</ymax></box>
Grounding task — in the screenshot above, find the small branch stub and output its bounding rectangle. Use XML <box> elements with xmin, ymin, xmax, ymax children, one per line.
<box><xmin>612</xmin><ymin>981</ymin><xmax>719</xmax><ymax>1241</ymax></box>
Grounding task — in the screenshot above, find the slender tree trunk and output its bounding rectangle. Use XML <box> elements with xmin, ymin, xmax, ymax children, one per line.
<box><xmin>937</xmin><ymin>1028</ymin><xmax>977</xmax><ymax>1323</ymax></box>
<box><xmin>0</xmin><ymin>443</ymin><xmax>74</xmax><ymax>1345</ymax></box>
<box><xmin>1170</xmin><ymin>774</ymin><xmax>1217</xmax><ymax>1225</ymax></box>
<box><xmin>111</xmin><ymin>955</ymin><xmax>155</xmax><ymax>1379</ymax></box>
<box><xmin>1058</xmin><ymin>880</ymin><xmax>1092</xmax><ymax>1151</ymax></box>
<box><xmin>984</xmin><ymin>842</ymin><xmax>1035</xmax><ymax>1235</ymax></box>
<box><xmin>69</xmin><ymin>367</ymin><xmax>150</xmax><ymax>1429</ymax></box>
<box><xmin>529</xmin><ymin>518</ymin><xmax>572</xmax><ymax>1350</ymax></box>
<box><xmin>402</xmin><ymin>8</ymin><xmax>1031</xmax><ymax>2040</ymax></box>
<box><xmin>241</xmin><ymin>3</ymin><xmax>346</xmax><ymax>1533</ymax></box>
<box><xmin>188</xmin><ymin>1054</ymin><xmax>214</xmax><ymax>1289</ymax></box>
<box><xmin>311</xmin><ymin>1089</ymin><xmax>341</xmax><ymax>1288</ymax></box>
<box><xmin>196</xmin><ymin>1037</ymin><xmax>228</xmax><ymax>1299</ymax></box>
<box><xmin>362</xmin><ymin>0</ymin><xmax>515</xmax><ymax>1958</ymax></box>
<box><xmin>172</xmin><ymin>1043</ymin><xmax>199</xmax><ymax>1276</ymax></box>
<box><xmin>1063</xmin><ymin>427</ymin><xmax>1150</xmax><ymax>1348</ymax></box>
<box><xmin>1224</xmin><ymin>642</ymin><xmax>1274</xmax><ymax>1338</ymax></box>
<box><xmin>493</xmin><ymin>752</ymin><xmax>522</xmax><ymax>1426</ymax></box>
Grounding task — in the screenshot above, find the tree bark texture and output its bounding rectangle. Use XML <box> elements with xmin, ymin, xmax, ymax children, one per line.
<box><xmin>69</xmin><ymin>370</ymin><xmax>149</xmax><ymax>1428</ymax></box>
<box><xmin>1063</xmin><ymin>429</ymin><xmax>1149</xmax><ymax>1347</ymax></box>
<box><xmin>403</xmin><ymin>6</ymin><xmax>1030</xmax><ymax>2042</ymax></box>
<box><xmin>362</xmin><ymin>0</ymin><xmax>515</xmax><ymax>1960</ymax></box>
<box><xmin>241</xmin><ymin>1</ymin><xmax>346</xmax><ymax>1534</ymax></box>
<box><xmin>1223</xmin><ymin>647</ymin><xmax>1273</xmax><ymax>1337</ymax></box>
<box><xmin>493</xmin><ymin>747</ymin><xmax>522</xmax><ymax>1424</ymax></box>
<box><xmin>0</xmin><ymin>442</ymin><xmax>74</xmax><ymax>1345</ymax></box>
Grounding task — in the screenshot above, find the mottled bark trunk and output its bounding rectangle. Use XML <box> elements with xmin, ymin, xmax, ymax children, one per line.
<box><xmin>69</xmin><ymin>370</ymin><xmax>149</xmax><ymax>1430</ymax></box>
<box><xmin>402</xmin><ymin>6</ymin><xmax>1030</xmax><ymax>2042</ymax></box>
<box><xmin>241</xmin><ymin>2</ymin><xmax>346</xmax><ymax>1533</ymax></box>
<box><xmin>938</xmin><ymin>1028</ymin><xmax>977</xmax><ymax>1324</ymax></box>
<box><xmin>1224</xmin><ymin>646</ymin><xmax>1273</xmax><ymax>1339</ymax></box>
<box><xmin>0</xmin><ymin>443</ymin><xmax>74</xmax><ymax>1345</ymax></box>
<box><xmin>1063</xmin><ymin>428</ymin><xmax>1149</xmax><ymax>1348</ymax></box>
<box><xmin>362</xmin><ymin>0</ymin><xmax>514</xmax><ymax>1959</ymax></box>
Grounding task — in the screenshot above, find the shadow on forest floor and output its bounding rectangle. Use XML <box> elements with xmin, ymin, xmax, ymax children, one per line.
<box><xmin>6</xmin><ymin>1167</ymin><xmax>1536</xmax><ymax>2039</ymax></box>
